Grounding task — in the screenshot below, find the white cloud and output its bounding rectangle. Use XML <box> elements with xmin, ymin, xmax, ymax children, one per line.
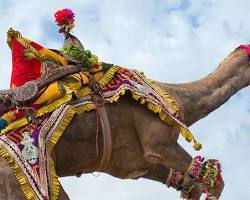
<box><xmin>1</xmin><ymin>0</ymin><xmax>250</xmax><ymax>199</ymax></box>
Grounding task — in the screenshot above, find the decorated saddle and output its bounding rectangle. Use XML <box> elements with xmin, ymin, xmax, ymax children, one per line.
<box><xmin>0</xmin><ymin>9</ymin><xmax>202</xmax><ymax>200</ymax></box>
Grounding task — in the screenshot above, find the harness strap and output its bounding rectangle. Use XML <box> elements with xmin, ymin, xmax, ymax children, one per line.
<box><xmin>96</xmin><ymin>104</ymin><xmax>112</xmax><ymax>171</ymax></box>
<box><xmin>88</xmin><ymin>74</ymin><xmax>112</xmax><ymax>172</ymax></box>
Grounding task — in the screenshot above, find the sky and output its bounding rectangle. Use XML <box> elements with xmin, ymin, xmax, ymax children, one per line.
<box><xmin>1</xmin><ymin>0</ymin><xmax>250</xmax><ymax>199</ymax></box>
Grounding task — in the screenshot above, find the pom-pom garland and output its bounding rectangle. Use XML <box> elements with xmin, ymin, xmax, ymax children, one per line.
<box><xmin>240</xmin><ymin>44</ymin><xmax>250</xmax><ymax>61</ymax></box>
<box><xmin>188</xmin><ymin>156</ymin><xmax>222</xmax><ymax>188</ymax></box>
<box><xmin>188</xmin><ymin>155</ymin><xmax>204</xmax><ymax>179</ymax></box>
<box><xmin>166</xmin><ymin>168</ymin><xmax>198</xmax><ymax>199</ymax></box>
<box><xmin>166</xmin><ymin>168</ymin><xmax>182</xmax><ymax>189</ymax></box>
<box><xmin>165</xmin><ymin>156</ymin><xmax>223</xmax><ymax>199</ymax></box>
<box><xmin>61</xmin><ymin>45</ymin><xmax>98</xmax><ymax>69</ymax></box>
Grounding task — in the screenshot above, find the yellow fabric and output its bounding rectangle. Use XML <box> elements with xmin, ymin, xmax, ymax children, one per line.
<box><xmin>1</xmin><ymin>111</ymin><xmax>16</xmax><ymax>124</ymax></box>
<box><xmin>39</xmin><ymin>48</ymin><xmax>67</xmax><ymax>65</ymax></box>
<box><xmin>50</xmin><ymin>158</ymin><xmax>60</xmax><ymax>200</ymax></box>
<box><xmin>93</xmin><ymin>71</ymin><xmax>104</xmax><ymax>81</ymax></box>
<box><xmin>23</xmin><ymin>39</ymin><xmax>68</xmax><ymax>66</ymax></box>
<box><xmin>33</xmin><ymin>72</ymin><xmax>90</xmax><ymax>106</ymax></box>
<box><xmin>7</xmin><ymin>28</ymin><xmax>68</xmax><ymax>66</ymax></box>
<box><xmin>34</xmin><ymin>82</ymin><xmax>65</xmax><ymax>105</ymax></box>
<box><xmin>60</xmin><ymin>72</ymin><xmax>89</xmax><ymax>89</ymax></box>
<box><xmin>97</xmin><ymin>65</ymin><xmax>119</xmax><ymax>88</ymax></box>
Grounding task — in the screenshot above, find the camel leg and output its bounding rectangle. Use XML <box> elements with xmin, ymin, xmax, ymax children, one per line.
<box><xmin>133</xmin><ymin>106</ymin><xmax>224</xmax><ymax>198</ymax></box>
<box><xmin>133</xmin><ymin>105</ymin><xmax>192</xmax><ymax>173</ymax></box>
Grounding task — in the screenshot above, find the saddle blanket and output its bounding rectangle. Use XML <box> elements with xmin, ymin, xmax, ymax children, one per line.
<box><xmin>0</xmin><ymin>66</ymin><xmax>200</xmax><ymax>200</ymax></box>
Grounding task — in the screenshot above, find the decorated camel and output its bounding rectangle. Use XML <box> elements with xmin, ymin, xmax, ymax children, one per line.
<box><xmin>0</xmin><ymin>8</ymin><xmax>249</xmax><ymax>200</ymax></box>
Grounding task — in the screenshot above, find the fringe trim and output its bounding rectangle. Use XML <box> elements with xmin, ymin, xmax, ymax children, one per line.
<box><xmin>0</xmin><ymin>144</ymin><xmax>37</xmax><ymax>200</ymax></box>
<box><xmin>48</xmin><ymin>108</ymin><xmax>75</xmax><ymax>152</ymax></box>
<box><xmin>1</xmin><ymin>92</ymin><xmax>73</xmax><ymax>134</ymax></box>
<box><xmin>50</xmin><ymin>157</ymin><xmax>60</xmax><ymax>200</ymax></box>
<box><xmin>136</xmin><ymin>70</ymin><xmax>180</xmax><ymax>114</ymax></box>
<box><xmin>75</xmin><ymin>87</ymin><xmax>92</xmax><ymax>99</ymax></box>
<box><xmin>72</xmin><ymin>103</ymin><xmax>96</xmax><ymax>114</ymax></box>
<box><xmin>45</xmin><ymin>104</ymin><xmax>94</xmax><ymax>198</ymax></box>
<box><xmin>98</xmin><ymin>65</ymin><xmax>120</xmax><ymax>88</ymax></box>
<box><xmin>75</xmin><ymin>86</ymin><xmax>201</xmax><ymax>150</ymax></box>
<box><xmin>133</xmin><ymin>71</ymin><xmax>202</xmax><ymax>150</ymax></box>
<box><xmin>74</xmin><ymin>87</ymin><xmax>177</xmax><ymax>127</ymax></box>
<box><xmin>75</xmin><ymin>65</ymin><xmax>119</xmax><ymax>99</ymax></box>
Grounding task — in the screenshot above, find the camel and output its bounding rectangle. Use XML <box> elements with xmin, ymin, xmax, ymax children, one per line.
<box><xmin>0</xmin><ymin>45</ymin><xmax>249</xmax><ymax>200</ymax></box>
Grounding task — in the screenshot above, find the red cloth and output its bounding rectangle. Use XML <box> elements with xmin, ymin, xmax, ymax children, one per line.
<box><xmin>10</xmin><ymin>39</ymin><xmax>43</xmax><ymax>88</ymax></box>
<box><xmin>9</xmin><ymin>104</ymin><xmax>41</xmax><ymax>121</ymax></box>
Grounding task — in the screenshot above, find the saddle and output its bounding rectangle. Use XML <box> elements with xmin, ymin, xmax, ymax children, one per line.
<box><xmin>0</xmin><ymin>61</ymin><xmax>85</xmax><ymax>110</ymax></box>
<box><xmin>0</xmin><ymin>32</ymin><xmax>113</xmax><ymax>172</ymax></box>
<box><xmin>0</xmin><ymin>32</ymin><xmax>90</xmax><ymax>111</ymax></box>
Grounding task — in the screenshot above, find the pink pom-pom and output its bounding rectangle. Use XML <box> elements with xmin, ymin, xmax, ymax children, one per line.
<box><xmin>54</xmin><ymin>8</ymin><xmax>75</xmax><ymax>26</ymax></box>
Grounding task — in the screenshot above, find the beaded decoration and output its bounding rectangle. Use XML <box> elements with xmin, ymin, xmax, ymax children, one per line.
<box><xmin>188</xmin><ymin>156</ymin><xmax>222</xmax><ymax>188</ymax></box>
<box><xmin>188</xmin><ymin>155</ymin><xmax>204</xmax><ymax>179</ymax></box>
<box><xmin>166</xmin><ymin>168</ymin><xmax>182</xmax><ymax>190</ymax></box>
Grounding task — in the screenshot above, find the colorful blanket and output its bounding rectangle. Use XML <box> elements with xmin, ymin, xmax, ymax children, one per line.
<box><xmin>0</xmin><ymin>66</ymin><xmax>200</xmax><ymax>200</ymax></box>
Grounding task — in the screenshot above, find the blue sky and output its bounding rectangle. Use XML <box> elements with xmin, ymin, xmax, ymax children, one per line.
<box><xmin>1</xmin><ymin>0</ymin><xmax>250</xmax><ymax>199</ymax></box>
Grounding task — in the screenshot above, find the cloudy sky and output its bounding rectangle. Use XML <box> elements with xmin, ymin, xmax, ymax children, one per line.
<box><xmin>1</xmin><ymin>0</ymin><xmax>250</xmax><ymax>199</ymax></box>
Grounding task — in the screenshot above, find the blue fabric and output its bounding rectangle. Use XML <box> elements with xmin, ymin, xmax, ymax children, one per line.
<box><xmin>0</xmin><ymin>119</ymin><xmax>8</xmax><ymax>131</ymax></box>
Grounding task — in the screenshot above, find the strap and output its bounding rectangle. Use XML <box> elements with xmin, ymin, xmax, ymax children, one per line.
<box><xmin>96</xmin><ymin>104</ymin><xmax>112</xmax><ymax>171</ymax></box>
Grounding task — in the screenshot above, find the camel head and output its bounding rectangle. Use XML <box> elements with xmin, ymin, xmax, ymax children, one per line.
<box><xmin>238</xmin><ymin>45</ymin><xmax>250</xmax><ymax>86</ymax></box>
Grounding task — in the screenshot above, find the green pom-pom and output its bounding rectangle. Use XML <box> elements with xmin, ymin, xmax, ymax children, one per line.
<box><xmin>61</xmin><ymin>45</ymin><xmax>98</xmax><ymax>69</ymax></box>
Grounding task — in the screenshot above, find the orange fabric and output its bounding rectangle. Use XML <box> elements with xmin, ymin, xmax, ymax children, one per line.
<box><xmin>10</xmin><ymin>39</ymin><xmax>43</xmax><ymax>88</ymax></box>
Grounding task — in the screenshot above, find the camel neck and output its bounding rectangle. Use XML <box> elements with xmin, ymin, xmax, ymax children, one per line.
<box><xmin>164</xmin><ymin>47</ymin><xmax>250</xmax><ymax>126</ymax></box>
